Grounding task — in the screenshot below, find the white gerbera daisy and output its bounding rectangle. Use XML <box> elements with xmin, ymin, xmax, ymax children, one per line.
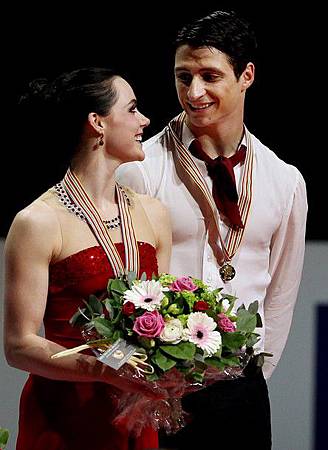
<box><xmin>123</xmin><ymin>280</ymin><xmax>165</xmax><ymax>311</ymax></box>
<box><xmin>186</xmin><ymin>312</ymin><xmax>222</xmax><ymax>356</ymax></box>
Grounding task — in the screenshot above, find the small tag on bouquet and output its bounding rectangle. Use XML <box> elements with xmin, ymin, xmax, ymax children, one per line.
<box><xmin>97</xmin><ymin>338</ymin><xmax>137</xmax><ymax>370</ymax></box>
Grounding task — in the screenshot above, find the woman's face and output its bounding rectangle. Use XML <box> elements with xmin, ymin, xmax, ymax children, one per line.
<box><xmin>102</xmin><ymin>77</ymin><xmax>150</xmax><ymax>163</ymax></box>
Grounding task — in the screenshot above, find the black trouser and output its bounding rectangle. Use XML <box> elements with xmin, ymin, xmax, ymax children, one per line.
<box><xmin>159</xmin><ymin>358</ymin><xmax>272</xmax><ymax>450</ymax></box>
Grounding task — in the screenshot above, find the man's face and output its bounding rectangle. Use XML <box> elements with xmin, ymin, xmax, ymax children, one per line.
<box><xmin>174</xmin><ymin>45</ymin><xmax>254</xmax><ymax>131</ymax></box>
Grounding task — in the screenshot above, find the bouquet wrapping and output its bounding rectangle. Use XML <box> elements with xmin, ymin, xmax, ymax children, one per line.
<box><xmin>52</xmin><ymin>271</ymin><xmax>264</xmax><ymax>436</ymax></box>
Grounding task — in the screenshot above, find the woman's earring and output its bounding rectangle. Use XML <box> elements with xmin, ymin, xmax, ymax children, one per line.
<box><xmin>98</xmin><ymin>134</ymin><xmax>104</xmax><ymax>146</ymax></box>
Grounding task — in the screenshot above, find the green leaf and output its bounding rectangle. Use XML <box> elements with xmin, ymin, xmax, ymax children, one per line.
<box><xmin>112</xmin><ymin>329</ymin><xmax>124</xmax><ymax>341</ymax></box>
<box><xmin>190</xmin><ymin>370</ymin><xmax>204</xmax><ymax>383</ymax></box>
<box><xmin>127</xmin><ymin>271</ymin><xmax>137</xmax><ymax>287</ymax></box>
<box><xmin>151</xmin><ymin>349</ymin><xmax>176</xmax><ymax>371</ymax></box>
<box><xmin>110</xmin><ymin>279</ymin><xmax>128</xmax><ymax>295</ymax></box>
<box><xmin>222</xmin><ymin>331</ymin><xmax>246</xmax><ymax>351</ymax></box>
<box><xmin>0</xmin><ymin>428</ymin><xmax>9</xmax><ymax>447</ymax></box>
<box><xmin>111</xmin><ymin>310</ymin><xmax>123</xmax><ymax>325</ymax></box>
<box><xmin>146</xmin><ymin>372</ymin><xmax>160</xmax><ymax>381</ymax></box>
<box><xmin>236</xmin><ymin>309</ymin><xmax>257</xmax><ymax>333</ymax></box>
<box><xmin>204</xmin><ymin>357</ymin><xmax>225</xmax><ymax>370</ymax></box>
<box><xmin>220</xmin><ymin>356</ymin><xmax>240</xmax><ymax>367</ymax></box>
<box><xmin>210</xmin><ymin>288</ymin><xmax>222</xmax><ymax>297</ymax></box>
<box><xmin>256</xmin><ymin>312</ymin><xmax>263</xmax><ymax>328</ymax></box>
<box><xmin>103</xmin><ymin>299</ymin><xmax>115</xmax><ymax>320</ymax></box>
<box><xmin>221</xmin><ymin>294</ymin><xmax>237</xmax><ymax>302</ymax></box>
<box><xmin>83</xmin><ymin>298</ymin><xmax>96</xmax><ymax>317</ymax></box>
<box><xmin>248</xmin><ymin>300</ymin><xmax>259</xmax><ymax>315</ymax></box>
<box><xmin>88</xmin><ymin>294</ymin><xmax>103</xmax><ymax>315</ymax></box>
<box><xmin>93</xmin><ymin>317</ymin><xmax>114</xmax><ymax>338</ymax></box>
<box><xmin>245</xmin><ymin>333</ymin><xmax>260</xmax><ymax>348</ymax></box>
<box><xmin>140</xmin><ymin>271</ymin><xmax>147</xmax><ymax>281</ymax></box>
<box><xmin>107</xmin><ymin>293</ymin><xmax>123</xmax><ymax>307</ymax></box>
<box><xmin>107</xmin><ymin>278</ymin><xmax>114</xmax><ymax>292</ymax></box>
<box><xmin>160</xmin><ymin>342</ymin><xmax>196</xmax><ymax>360</ymax></box>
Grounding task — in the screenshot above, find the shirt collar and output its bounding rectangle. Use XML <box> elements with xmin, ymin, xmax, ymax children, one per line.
<box><xmin>182</xmin><ymin>121</ymin><xmax>247</xmax><ymax>153</ymax></box>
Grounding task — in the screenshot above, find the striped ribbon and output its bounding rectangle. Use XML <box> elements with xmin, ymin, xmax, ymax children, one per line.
<box><xmin>168</xmin><ymin>111</ymin><xmax>254</xmax><ymax>264</ymax></box>
<box><xmin>62</xmin><ymin>168</ymin><xmax>139</xmax><ymax>277</ymax></box>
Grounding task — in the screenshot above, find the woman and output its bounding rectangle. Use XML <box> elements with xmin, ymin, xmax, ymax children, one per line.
<box><xmin>3</xmin><ymin>67</ymin><xmax>172</xmax><ymax>450</ymax></box>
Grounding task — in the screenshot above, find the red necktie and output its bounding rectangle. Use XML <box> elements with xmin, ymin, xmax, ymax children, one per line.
<box><xmin>189</xmin><ymin>140</ymin><xmax>247</xmax><ymax>228</ymax></box>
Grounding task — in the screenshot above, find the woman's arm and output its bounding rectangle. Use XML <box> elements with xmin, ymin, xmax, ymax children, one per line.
<box><xmin>3</xmin><ymin>202</ymin><xmax>160</xmax><ymax>397</ymax></box>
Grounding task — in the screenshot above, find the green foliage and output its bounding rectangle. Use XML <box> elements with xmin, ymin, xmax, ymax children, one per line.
<box><xmin>152</xmin><ymin>349</ymin><xmax>177</xmax><ymax>371</ymax></box>
<box><xmin>93</xmin><ymin>317</ymin><xmax>114</xmax><ymax>338</ymax></box>
<box><xmin>160</xmin><ymin>342</ymin><xmax>196</xmax><ymax>360</ymax></box>
<box><xmin>236</xmin><ymin>308</ymin><xmax>257</xmax><ymax>333</ymax></box>
<box><xmin>222</xmin><ymin>331</ymin><xmax>246</xmax><ymax>351</ymax></box>
<box><xmin>0</xmin><ymin>428</ymin><xmax>9</xmax><ymax>448</ymax></box>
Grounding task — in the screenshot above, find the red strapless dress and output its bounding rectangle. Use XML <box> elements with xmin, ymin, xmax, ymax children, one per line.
<box><xmin>16</xmin><ymin>242</ymin><xmax>159</xmax><ymax>450</ymax></box>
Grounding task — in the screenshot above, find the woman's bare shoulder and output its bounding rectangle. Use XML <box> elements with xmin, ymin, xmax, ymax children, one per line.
<box><xmin>6</xmin><ymin>191</ymin><xmax>61</xmax><ymax>251</ymax></box>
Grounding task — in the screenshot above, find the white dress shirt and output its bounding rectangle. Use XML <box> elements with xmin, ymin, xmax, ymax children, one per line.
<box><xmin>117</xmin><ymin>122</ymin><xmax>308</xmax><ymax>378</ymax></box>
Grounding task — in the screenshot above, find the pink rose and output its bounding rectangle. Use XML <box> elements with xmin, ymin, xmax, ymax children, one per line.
<box><xmin>133</xmin><ymin>310</ymin><xmax>165</xmax><ymax>338</ymax></box>
<box><xmin>170</xmin><ymin>276</ymin><xmax>198</xmax><ymax>292</ymax></box>
<box><xmin>217</xmin><ymin>313</ymin><xmax>236</xmax><ymax>332</ymax></box>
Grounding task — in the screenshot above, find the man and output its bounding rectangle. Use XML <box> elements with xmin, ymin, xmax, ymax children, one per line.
<box><xmin>117</xmin><ymin>10</ymin><xmax>307</xmax><ymax>449</ymax></box>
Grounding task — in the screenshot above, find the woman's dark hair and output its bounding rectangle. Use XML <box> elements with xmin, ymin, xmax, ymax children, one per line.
<box><xmin>174</xmin><ymin>10</ymin><xmax>257</xmax><ymax>79</ymax></box>
<box><xmin>19</xmin><ymin>67</ymin><xmax>119</xmax><ymax>161</ymax></box>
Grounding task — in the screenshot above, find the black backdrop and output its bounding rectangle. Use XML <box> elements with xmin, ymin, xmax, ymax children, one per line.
<box><xmin>2</xmin><ymin>2</ymin><xmax>325</xmax><ymax>239</ymax></box>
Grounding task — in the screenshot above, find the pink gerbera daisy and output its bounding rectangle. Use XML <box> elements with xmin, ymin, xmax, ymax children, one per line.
<box><xmin>186</xmin><ymin>312</ymin><xmax>222</xmax><ymax>356</ymax></box>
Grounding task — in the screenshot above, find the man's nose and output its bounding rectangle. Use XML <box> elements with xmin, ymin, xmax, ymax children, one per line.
<box><xmin>187</xmin><ymin>77</ymin><xmax>206</xmax><ymax>101</ymax></box>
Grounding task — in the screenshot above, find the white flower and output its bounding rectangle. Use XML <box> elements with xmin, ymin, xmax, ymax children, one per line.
<box><xmin>186</xmin><ymin>312</ymin><xmax>221</xmax><ymax>356</ymax></box>
<box><xmin>221</xmin><ymin>298</ymin><xmax>230</xmax><ymax>311</ymax></box>
<box><xmin>123</xmin><ymin>280</ymin><xmax>165</xmax><ymax>311</ymax></box>
<box><xmin>160</xmin><ymin>318</ymin><xmax>184</xmax><ymax>344</ymax></box>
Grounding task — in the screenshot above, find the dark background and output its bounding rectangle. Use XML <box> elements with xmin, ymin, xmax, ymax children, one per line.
<box><xmin>2</xmin><ymin>2</ymin><xmax>325</xmax><ymax>239</ymax></box>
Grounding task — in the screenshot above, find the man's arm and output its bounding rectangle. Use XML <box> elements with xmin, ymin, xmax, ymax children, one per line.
<box><xmin>263</xmin><ymin>171</ymin><xmax>308</xmax><ymax>379</ymax></box>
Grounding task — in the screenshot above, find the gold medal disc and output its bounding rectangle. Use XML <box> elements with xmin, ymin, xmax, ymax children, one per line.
<box><xmin>219</xmin><ymin>263</ymin><xmax>236</xmax><ymax>282</ymax></box>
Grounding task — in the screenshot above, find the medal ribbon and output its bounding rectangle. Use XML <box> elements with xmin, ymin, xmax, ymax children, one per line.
<box><xmin>62</xmin><ymin>168</ymin><xmax>139</xmax><ymax>276</ymax></box>
<box><xmin>168</xmin><ymin>112</ymin><xmax>254</xmax><ymax>264</ymax></box>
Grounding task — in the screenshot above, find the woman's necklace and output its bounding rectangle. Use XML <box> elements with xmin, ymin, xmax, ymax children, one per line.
<box><xmin>54</xmin><ymin>169</ymin><xmax>139</xmax><ymax>276</ymax></box>
<box><xmin>103</xmin><ymin>216</ymin><xmax>121</xmax><ymax>229</ymax></box>
<box><xmin>54</xmin><ymin>182</ymin><xmax>121</xmax><ymax>230</ymax></box>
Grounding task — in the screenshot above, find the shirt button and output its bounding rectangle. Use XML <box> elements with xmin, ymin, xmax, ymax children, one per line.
<box><xmin>206</xmin><ymin>276</ymin><xmax>212</xmax><ymax>283</ymax></box>
<box><xmin>207</xmin><ymin>254</ymin><xmax>212</xmax><ymax>261</ymax></box>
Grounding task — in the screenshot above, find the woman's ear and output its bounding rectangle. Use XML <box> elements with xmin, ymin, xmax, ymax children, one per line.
<box><xmin>87</xmin><ymin>112</ymin><xmax>104</xmax><ymax>134</ymax></box>
<box><xmin>240</xmin><ymin>62</ymin><xmax>255</xmax><ymax>91</ymax></box>
<box><xmin>88</xmin><ymin>112</ymin><xmax>105</xmax><ymax>149</ymax></box>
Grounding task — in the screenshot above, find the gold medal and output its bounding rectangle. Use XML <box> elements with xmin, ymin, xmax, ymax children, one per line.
<box><xmin>219</xmin><ymin>263</ymin><xmax>236</xmax><ymax>282</ymax></box>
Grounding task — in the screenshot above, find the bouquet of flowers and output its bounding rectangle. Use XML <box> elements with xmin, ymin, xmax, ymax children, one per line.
<box><xmin>52</xmin><ymin>271</ymin><xmax>263</xmax><ymax>435</ymax></box>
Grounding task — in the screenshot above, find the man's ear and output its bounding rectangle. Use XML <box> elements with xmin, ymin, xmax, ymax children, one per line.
<box><xmin>240</xmin><ymin>62</ymin><xmax>255</xmax><ymax>91</ymax></box>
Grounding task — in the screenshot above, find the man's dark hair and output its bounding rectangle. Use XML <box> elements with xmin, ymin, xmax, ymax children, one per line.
<box><xmin>175</xmin><ymin>10</ymin><xmax>257</xmax><ymax>79</ymax></box>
